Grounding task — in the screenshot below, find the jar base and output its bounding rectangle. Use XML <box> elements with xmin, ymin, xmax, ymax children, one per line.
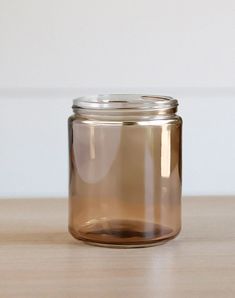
<box><xmin>83</xmin><ymin>238</ymin><xmax>171</xmax><ymax>248</ymax></box>
<box><xmin>69</xmin><ymin>219</ymin><xmax>179</xmax><ymax>248</ymax></box>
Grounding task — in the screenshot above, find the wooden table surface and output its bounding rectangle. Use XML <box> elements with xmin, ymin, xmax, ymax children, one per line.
<box><xmin>0</xmin><ymin>197</ymin><xmax>235</xmax><ymax>298</ymax></box>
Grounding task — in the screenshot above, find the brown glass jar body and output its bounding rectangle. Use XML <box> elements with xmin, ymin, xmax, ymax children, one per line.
<box><xmin>68</xmin><ymin>95</ymin><xmax>182</xmax><ymax>247</ymax></box>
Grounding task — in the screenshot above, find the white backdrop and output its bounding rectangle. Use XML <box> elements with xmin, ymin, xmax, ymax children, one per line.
<box><xmin>0</xmin><ymin>0</ymin><xmax>234</xmax><ymax>197</ymax></box>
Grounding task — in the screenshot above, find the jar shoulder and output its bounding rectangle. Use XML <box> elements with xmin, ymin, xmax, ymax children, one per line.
<box><xmin>68</xmin><ymin>114</ymin><xmax>182</xmax><ymax>126</ymax></box>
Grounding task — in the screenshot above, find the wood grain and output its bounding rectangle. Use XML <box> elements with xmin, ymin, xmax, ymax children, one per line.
<box><xmin>0</xmin><ymin>197</ymin><xmax>235</xmax><ymax>298</ymax></box>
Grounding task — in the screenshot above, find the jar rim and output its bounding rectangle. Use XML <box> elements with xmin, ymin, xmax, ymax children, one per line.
<box><xmin>72</xmin><ymin>94</ymin><xmax>178</xmax><ymax>111</ymax></box>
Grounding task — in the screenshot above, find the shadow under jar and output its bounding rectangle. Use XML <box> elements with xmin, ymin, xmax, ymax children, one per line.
<box><xmin>68</xmin><ymin>94</ymin><xmax>182</xmax><ymax>248</ymax></box>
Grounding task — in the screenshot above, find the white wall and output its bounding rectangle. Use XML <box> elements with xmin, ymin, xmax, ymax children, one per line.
<box><xmin>1</xmin><ymin>0</ymin><xmax>234</xmax><ymax>88</ymax></box>
<box><xmin>0</xmin><ymin>0</ymin><xmax>234</xmax><ymax>197</ymax></box>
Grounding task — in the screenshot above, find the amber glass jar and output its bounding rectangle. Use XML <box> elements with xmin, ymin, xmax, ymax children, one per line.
<box><xmin>68</xmin><ymin>94</ymin><xmax>182</xmax><ymax>247</ymax></box>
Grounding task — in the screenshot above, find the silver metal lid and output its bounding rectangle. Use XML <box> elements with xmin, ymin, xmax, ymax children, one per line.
<box><xmin>73</xmin><ymin>94</ymin><xmax>178</xmax><ymax>110</ymax></box>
